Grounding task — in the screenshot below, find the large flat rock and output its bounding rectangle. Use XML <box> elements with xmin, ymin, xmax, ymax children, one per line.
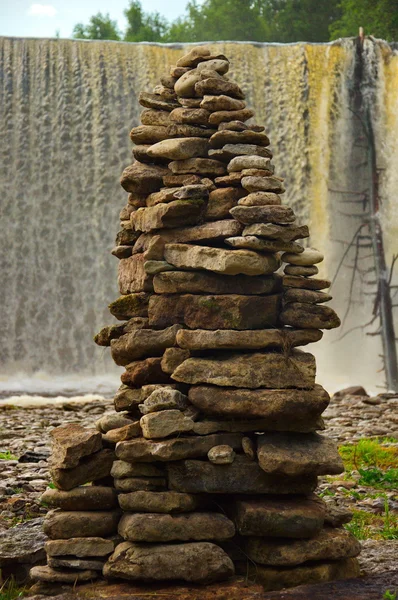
<box><xmin>168</xmin><ymin>457</ymin><xmax>318</xmax><ymax>494</ymax></box>
<box><xmin>43</xmin><ymin>509</ymin><xmax>120</xmax><ymax>540</ymax></box>
<box><xmin>177</xmin><ymin>328</ymin><xmax>322</xmax><ymax>351</ymax></box>
<box><xmin>110</xmin><ymin>324</ymin><xmax>183</xmax><ymax>365</ymax></box>
<box><xmin>245</xmin><ymin>528</ymin><xmax>360</xmax><ymax>566</ymax></box>
<box><xmin>40</xmin><ymin>486</ymin><xmax>118</xmax><ymax>511</ymax></box>
<box><xmin>148</xmin><ymin>294</ymin><xmax>280</xmax><ymax>330</ymax></box>
<box><xmin>118</xmin><ymin>491</ymin><xmax>200</xmax><ymax>513</ymax></box>
<box><xmin>163</xmin><ymin>243</ymin><xmax>279</xmax><ymax>276</ymax></box>
<box><xmin>118</xmin><ymin>512</ymin><xmax>235</xmax><ymax>542</ymax></box>
<box><xmin>116</xmin><ymin>432</ymin><xmax>243</xmax><ymax>462</ymax></box>
<box><xmin>257</xmin><ymin>433</ymin><xmax>344</xmax><ymax>477</ymax></box>
<box><xmin>230</xmin><ymin>495</ymin><xmax>326</xmax><ymax>538</ymax></box>
<box><xmin>281</xmin><ymin>302</ymin><xmax>341</xmax><ymax>330</ymax></box>
<box><xmin>188</xmin><ymin>384</ymin><xmax>329</xmax><ymax>421</ymax></box>
<box><xmin>45</xmin><ymin>537</ymin><xmax>115</xmax><ymax>557</ymax></box>
<box><xmin>172</xmin><ymin>350</ymin><xmax>316</xmax><ymax>389</ymax></box>
<box><xmin>153</xmin><ymin>271</ymin><xmax>281</xmax><ymax>295</ymax></box>
<box><xmin>103</xmin><ymin>541</ymin><xmax>235</xmax><ymax>583</ymax></box>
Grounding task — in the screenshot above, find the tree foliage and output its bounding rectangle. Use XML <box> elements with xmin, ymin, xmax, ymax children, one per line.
<box><xmin>72</xmin><ymin>0</ymin><xmax>398</xmax><ymax>43</ymax></box>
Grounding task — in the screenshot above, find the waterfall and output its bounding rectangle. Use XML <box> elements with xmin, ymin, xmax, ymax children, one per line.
<box><xmin>0</xmin><ymin>37</ymin><xmax>397</xmax><ymax>396</ymax></box>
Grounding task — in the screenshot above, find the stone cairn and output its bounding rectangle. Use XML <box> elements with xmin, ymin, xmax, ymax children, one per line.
<box><xmin>31</xmin><ymin>46</ymin><xmax>361</xmax><ymax>591</ymax></box>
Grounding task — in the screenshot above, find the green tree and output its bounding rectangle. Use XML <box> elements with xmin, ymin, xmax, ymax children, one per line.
<box><xmin>124</xmin><ymin>1</ymin><xmax>168</xmax><ymax>42</ymax></box>
<box><xmin>266</xmin><ymin>0</ymin><xmax>342</xmax><ymax>42</ymax></box>
<box><xmin>330</xmin><ymin>0</ymin><xmax>398</xmax><ymax>41</ymax></box>
<box><xmin>73</xmin><ymin>12</ymin><xmax>121</xmax><ymax>40</ymax></box>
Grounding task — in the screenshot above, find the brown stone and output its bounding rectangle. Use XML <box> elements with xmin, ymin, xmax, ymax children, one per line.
<box><xmin>148</xmin><ymin>294</ymin><xmax>280</xmax><ymax>330</ymax></box>
<box><xmin>30</xmin><ymin>564</ymin><xmax>98</xmax><ymax>583</ymax></box>
<box><xmin>230</xmin><ymin>205</ymin><xmax>295</xmax><ymax>225</ymax></box>
<box><xmin>283</xmin><ymin>275</ymin><xmax>331</xmax><ymax>290</ymax></box>
<box><xmin>94</xmin><ymin>323</ymin><xmax>126</xmax><ymax>346</ymax></box>
<box><xmin>118</xmin><ymin>254</ymin><xmax>154</xmax><ymax>294</ymax></box>
<box><xmin>214</xmin><ymin>172</ymin><xmax>245</xmax><ymax>186</ymax></box>
<box><xmin>195</xmin><ymin>78</ymin><xmax>245</xmax><ymax>99</ymax></box>
<box><xmin>110</xmin><ymin>324</ymin><xmax>183</xmax><ymax>366</ymax></box>
<box><xmin>188</xmin><ymin>384</ymin><xmax>329</xmax><ymax>422</ymax></box>
<box><xmin>206</xmin><ymin>187</ymin><xmax>245</xmax><ymax>220</ymax></box>
<box><xmin>219</xmin><ymin>120</ymin><xmax>265</xmax><ymax>132</ymax></box>
<box><xmin>213</xmin><ymin>143</ymin><xmax>273</xmax><ymax>162</ymax></box>
<box><xmin>281</xmin><ymin>303</ymin><xmax>341</xmax><ymax>329</ymax></box>
<box><xmin>139</xmin><ymin>91</ymin><xmax>179</xmax><ymax>112</ymax></box>
<box><xmin>131</xmin><ymin>200</ymin><xmax>205</xmax><ymax>232</ymax></box>
<box><xmin>111</xmin><ymin>461</ymin><xmax>165</xmax><ymax>479</ymax></box>
<box><xmin>119</xmin><ymin>512</ymin><xmax>235</xmax><ymax>542</ymax></box>
<box><xmin>244</xmin><ymin>528</ymin><xmax>360</xmax><ymax>566</ymax></box>
<box><xmin>196</xmin><ymin>58</ymin><xmax>230</xmax><ymax>74</ymax></box>
<box><xmin>163</xmin><ymin>243</ymin><xmax>279</xmax><ymax>276</ymax></box>
<box><xmin>282</xmin><ymin>247</ymin><xmax>324</xmax><ymax>265</ymax></box>
<box><xmin>167</xmin><ymin>123</ymin><xmax>216</xmax><ymax>138</ymax></box>
<box><xmin>174</xmin><ymin>71</ymin><xmax>203</xmax><ymax>97</ymax></box>
<box><xmin>172</xmin><ymin>350</ymin><xmax>316</xmax><ymax>389</ymax></box>
<box><xmin>111</xmin><ymin>245</ymin><xmax>133</xmax><ymax>259</ymax></box>
<box><xmin>118</xmin><ymin>490</ymin><xmax>199</xmax><ymax>513</ymax></box>
<box><xmin>114</xmin><ymin>477</ymin><xmax>167</xmax><ymax>492</ymax></box>
<box><xmin>170</xmin><ymin>107</ymin><xmax>210</xmax><ymax>125</ymax></box>
<box><xmin>130</xmin><ymin>125</ymin><xmax>168</xmax><ymax>145</ymax></box>
<box><xmin>163</xmin><ymin>173</ymin><xmax>202</xmax><ymax>187</ymax></box>
<box><xmin>192</xmin><ymin>415</ymin><xmax>322</xmax><ymax>435</ymax></box>
<box><xmin>238</xmin><ymin>192</ymin><xmax>281</xmax><ymax>206</ymax></box>
<box><xmin>208</xmin><ymin>445</ymin><xmax>235</xmax><ymax>464</ymax></box>
<box><xmin>176</xmin><ymin>47</ymin><xmax>211</xmax><ymax>67</ymax></box>
<box><xmin>161</xmin><ymin>347</ymin><xmax>190</xmax><ymax>373</ymax></box>
<box><xmin>102</xmin><ymin>422</ymin><xmax>142</xmax><ymax>444</ymax></box>
<box><xmin>45</xmin><ymin>537</ymin><xmax>115</xmax><ymax>557</ymax></box>
<box><xmin>173</xmin><ymin>184</ymin><xmax>210</xmax><ymax>199</ymax></box>
<box><xmin>121</xmin><ymin>357</ymin><xmax>170</xmax><ymax>387</ymax></box>
<box><xmin>50</xmin><ymin>425</ymin><xmax>102</xmax><ymax>470</ymax></box>
<box><xmin>200</xmin><ymin>95</ymin><xmax>245</xmax><ymax>111</ymax></box>
<box><xmin>50</xmin><ymin>449</ymin><xmax>115</xmax><ymax>491</ymax></box>
<box><xmin>208</xmin><ymin>109</ymin><xmax>254</xmax><ymax>126</ymax></box>
<box><xmin>140</xmin><ymin>409</ymin><xmax>194</xmax><ymax>439</ymax></box>
<box><xmin>139</xmin><ymin>387</ymin><xmax>189</xmax><ymax>414</ymax></box>
<box><xmin>228</xmin><ymin>155</ymin><xmax>272</xmax><ymax>172</ymax></box>
<box><xmin>169</xmin><ymin>158</ymin><xmax>227</xmax><ymax>176</ymax></box>
<box><xmin>96</xmin><ymin>413</ymin><xmax>135</xmax><ymax>433</ymax></box>
<box><xmin>108</xmin><ymin>294</ymin><xmax>150</xmax><ymax>320</ymax></box>
<box><xmin>167</xmin><ymin>457</ymin><xmax>317</xmax><ymax>494</ymax></box>
<box><xmin>176</xmin><ymin>328</ymin><xmax>323</xmax><ymax>351</ymax></box>
<box><xmin>147</xmin><ymin>138</ymin><xmax>209</xmax><ymax>161</ymax></box>
<box><xmin>210</xmin><ymin>130</ymin><xmax>270</xmax><ymax>148</ymax></box>
<box><xmin>103</xmin><ymin>540</ymin><xmax>235</xmax><ymax>583</ymax></box>
<box><xmin>47</xmin><ymin>556</ymin><xmax>105</xmax><ymax>571</ymax></box>
<box><xmin>257</xmin><ymin>433</ymin><xmax>344</xmax><ymax>477</ymax></box>
<box><xmin>116</xmin><ymin>433</ymin><xmax>243</xmax><ymax>462</ymax></box>
<box><xmin>243</xmin><ymin>222</ymin><xmax>309</xmax><ymax>241</ymax></box>
<box><xmin>146</xmin><ymin>187</ymin><xmax>180</xmax><ymax>206</ymax></box>
<box><xmin>43</xmin><ymin>509</ymin><xmax>120</xmax><ymax>539</ymax></box>
<box><xmin>141</xmin><ymin>109</ymin><xmax>170</xmax><ymax>126</ymax></box>
<box><xmin>153</xmin><ymin>271</ymin><xmax>281</xmax><ymax>295</ymax></box>
<box><xmin>132</xmin><ymin>145</ymin><xmax>170</xmax><ymax>166</ymax></box>
<box><xmin>285</xmin><ymin>264</ymin><xmax>319</xmax><ymax>276</ymax></box>
<box><xmin>40</xmin><ymin>486</ymin><xmax>117</xmax><ymax>511</ymax></box>
<box><xmin>120</xmin><ymin>162</ymin><xmax>169</xmax><ymax>195</ymax></box>
<box><xmin>225</xmin><ymin>236</ymin><xmax>303</xmax><ymax>253</ymax></box>
<box><xmin>114</xmin><ymin>384</ymin><xmax>182</xmax><ymax>412</ymax></box>
<box><xmin>241</xmin><ymin>175</ymin><xmax>285</xmax><ymax>193</ymax></box>
<box><xmin>231</xmin><ymin>495</ymin><xmax>326</xmax><ymax>538</ymax></box>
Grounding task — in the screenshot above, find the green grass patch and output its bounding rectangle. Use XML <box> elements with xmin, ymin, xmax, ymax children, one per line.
<box><xmin>0</xmin><ymin>451</ymin><xmax>17</xmax><ymax>461</ymax></box>
<box><xmin>339</xmin><ymin>439</ymin><xmax>398</xmax><ymax>472</ymax></box>
<box><xmin>345</xmin><ymin>501</ymin><xmax>398</xmax><ymax>540</ymax></box>
<box><xmin>0</xmin><ymin>577</ymin><xmax>27</xmax><ymax>600</ymax></box>
<box><xmin>384</xmin><ymin>591</ymin><xmax>397</xmax><ymax>600</ymax></box>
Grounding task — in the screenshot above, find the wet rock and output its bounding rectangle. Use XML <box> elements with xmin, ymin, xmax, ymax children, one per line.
<box><xmin>148</xmin><ymin>293</ymin><xmax>280</xmax><ymax>330</ymax></box>
<box><xmin>119</xmin><ymin>512</ymin><xmax>235</xmax><ymax>542</ymax></box>
<box><xmin>118</xmin><ymin>490</ymin><xmax>200</xmax><ymax>513</ymax></box>
<box><xmin>43</xmin><ymin>509</ymin><xmax>120</xmax><ymax>539</ymax></box>
<box><xmin>103</xmin><ymin>540</ymin><xmax>235</xmax><ymax>583</ymax></box>
<box><xmin>172</xmin><ymin>350</ymin><xmax>316</xmax><ymax>389</ymax></box>
<box><xmin>40</xmin><ymin>486</ymin><xmax>117</xmax><ymax>511</ymax></box>
<box><xmin>50</xmin><ymin>425</ymin><xmax>102</xmax><ymax>470</ymax></box>
<box><xmin>257</xmin><ymin>433</ymin><xmax>344</xmax><ymax>477</ymax></box>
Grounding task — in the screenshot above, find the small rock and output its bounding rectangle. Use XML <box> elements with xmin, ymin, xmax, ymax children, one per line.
<box><xmin>208</xmin><ymin>445</ymin><xmax>235</xmax><ymax>464</ymax></box>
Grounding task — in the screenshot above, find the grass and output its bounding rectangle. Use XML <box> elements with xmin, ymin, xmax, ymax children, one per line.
<box><xmin>339</xmin><ymin>439</ymin><xmax>398</xmax><ymax>471</ymax></box>
<box><xmin>384</xmin><ymin>591</ymin><xmax>397</xmax><ymax>600</ymax></box>
<box><xmin>0</xmin><ymin>451</ymin><xmax>17</xmax><ymax>461</ymax></box>
<box><xmin>345</xmin><ymin>497</ymin><xmax>398</xmax><ymax>540</ymax></box>
<box><xmin>0</xmin><ymin>577</ymin><xmax>27</xmax><ymax>600</ymax></box>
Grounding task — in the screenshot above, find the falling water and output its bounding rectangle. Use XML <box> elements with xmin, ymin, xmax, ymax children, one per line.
<box><xmin>0</xmin><ymin>37</ymin><xmax>397</xmax><ymax>396</ymax></box>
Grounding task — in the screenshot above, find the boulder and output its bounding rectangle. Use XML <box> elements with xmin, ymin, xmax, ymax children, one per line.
<box><xmin>148</xmin><ymin>294</ymin><xmax>280</xmax><ymax>330</ymax></box>
<box><xmin>40</xmin><ymin>486</ymin><xmax>117</xmax><ymax>511</ymax></box>
<box><xmin>245</xmin><ymin>528</ymin><xmax>361</xmax><ymax>566</ymax></box>
<box><xmin>50</xmin><ymin>425</ymin><xmax>102</xmax><ymax>469</ymax></box>
<box><xmin>172</xmin><ymin>350</ymin><xmax>316</xmax><ymax>389</ymax></box>
<box><xmin>116</xmin><ymin>433</ymin><xmax>243</xmax><ymax>462</ymax></box>
<box><xmin>43</xmin><ymin>509</ymin><xmax>120</xmax><ymax>539</ymax></box>
<box><xmin>153</xmin><ymin>271</ymin><xmax>281</xmax><ymax>295</ymax></box>
<box><xmin>103</xmin><ymin>541</ymin><xmax>235</xmax><ymax>583</ymax></box>
<box><xmin>230</xmin><ymin>495</ymin><xmax>326</xmax><ymax>538</ymax></box>
<box><xmin>167</xmin><ymin>458</ymin><xmax>317</xmax><ymax>494</ymax></box>
<box><xmin>118</xmin><ymin>490</ymin><xmax>200</xmax><ymax>513</ymax></box>
<box><xmin>163</xmin><ymin>243</ymin><xmax>279</xmax><ymax>276</ymax></box>
<box><xmin>188</xmin><ymin>384</ymin><xmax>329</xmax><ymax>421</ymax></box>
<box><xmin>118</xmin><ymin>512</ymin><xmax>235</xmax><ymax>542</ymax></box>
<box><xmin>257</xmin><ymin>433</ymin><xmax>344</xmax><ymax>477</ymax></box>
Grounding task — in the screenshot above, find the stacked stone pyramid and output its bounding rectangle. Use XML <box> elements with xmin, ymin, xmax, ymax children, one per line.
<box><xmin>31</xmin><ymin>46</ymin><xmax>361</xmax><ymax>591</ymax></box>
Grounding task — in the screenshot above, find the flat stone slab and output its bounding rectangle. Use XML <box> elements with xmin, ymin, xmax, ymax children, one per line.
<box><xmin>230</xmin><ymin>495</ymin><xmax>326</xmax><ymax>538</ymax></box>
<box><xmin>110</xmin><ymin>324</ymin><xmax>183</xmax><ymax>366</ymax></box>
<box><xmin>116</xmin><ymin>433</ymin><xmax>243</xmax><ymax>462</ymax></box>
<box><xmin>245</xmin><ymin>528</ymin><xmax>361</xmax><ymax>567</ymax></box>
<box><xmin>30</xmin><ymin>564</ymin><xmax>98</xmax><ymax>583</ymax></box>
<box><xmin>50</xmin><ymin>425</ymin><xmax>102</xmax><ymax>470</ymax></box>
<box><xmin>243</xmin><ymin>222</ymin><xmax>309</xmax><ymax>241</ymax></box>
<box><xmin>230</xmin><ymin>205</ymin><xmax>294</xmax><ymax>225</ymax></box>
<box><xmin>131</xmin><ymin>200</ymin><xmax>205</xmax><ymax>232</ymax></box>
<box><xmin>45</xmin><ymin>537</ymin><xmax>115</xmax><ymax>557</ymax></box>
<box><xmin>0</xmin><ymin>517</ymin><xmax>47</xmax><ymax>567</ymax></box>
<box><xmin>163</xmin><ymin>243</ymin><xmax>279</xmax><ymax>276</ymax></box>
<box><xmin>257</xmin><ymin>433</ymin><xmax>344</xmax><ymax>477</ymax></box>
<box><xmin>118</xmin><ymin>254</ymin><xmax>154</xmax><ymax>294</ymax></box>
<box><xmin>153</xmin><ymin>271</ymin><xmax>281</xmax><ymax>295</ymax></box>
<box><xmin>148</xmin><ymin>294</ymin><xmax>280</xmax><ymax>330</ymax></box>
<box><xmin>172</xmin><ymin>350</ymin><xmax>316</xmax><ymax>389</ymax></box>
<box><xmin>47</xmin><ymin>556</ymin><xmax>105</xmax><ymax>571</ymax></box>
<box><xmin>188</xmin><ymin>384</ymin><xmax>329</xmax><ymax>422</ymax></box>
<box><xmin>281</xmin><ymin>303</ymin><xmax>341</xmax><ymax>330</ymax></box>
<box><xmin>50</xmin><ymin>449</ymin><xmax>115</xmax><ymax>491</ymax></box>
<box><xmin>176</xmin><ymin>328</ymin><xmax>322</xmax><ymax>351</ymax></box>
<box><xmin>118</xmin><ymin>491</ymin><xmax>200</xmax><ymax>513</ymax></box>
<box><xmin>168</xmin><ymin>457</ymin><xmax>317</xmax><ymax>495</ymax></box>
<box><xmin>40</xmin><ymin>486</ymin><xmax>118</xmax><ymax>511</ymax></box>
<box><xmin>118</xmin><ymin>512</ymin><xmax>235</xmax><ymax>542</ymax></box>
<box><xmin>43</xmin><ymin>509</ymin><xmax>120</xmax><ymax>540</ymax></box>
<box><xmin>103</xmin><ymin>541</ymin><xmax>234</xmax><ymax>583</ymax></box>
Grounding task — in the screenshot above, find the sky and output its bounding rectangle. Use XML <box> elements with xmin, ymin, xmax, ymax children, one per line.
<box><xmin>0</xmin><ymin>0</ymin><xmax>190</xmax><ymax>39</ymax></box>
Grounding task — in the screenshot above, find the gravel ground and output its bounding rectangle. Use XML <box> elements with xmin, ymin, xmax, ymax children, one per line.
<box><xmin>0</xmin><ymin>390</ymin><xmax>397</xmax><ymax>577</ymax></box>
